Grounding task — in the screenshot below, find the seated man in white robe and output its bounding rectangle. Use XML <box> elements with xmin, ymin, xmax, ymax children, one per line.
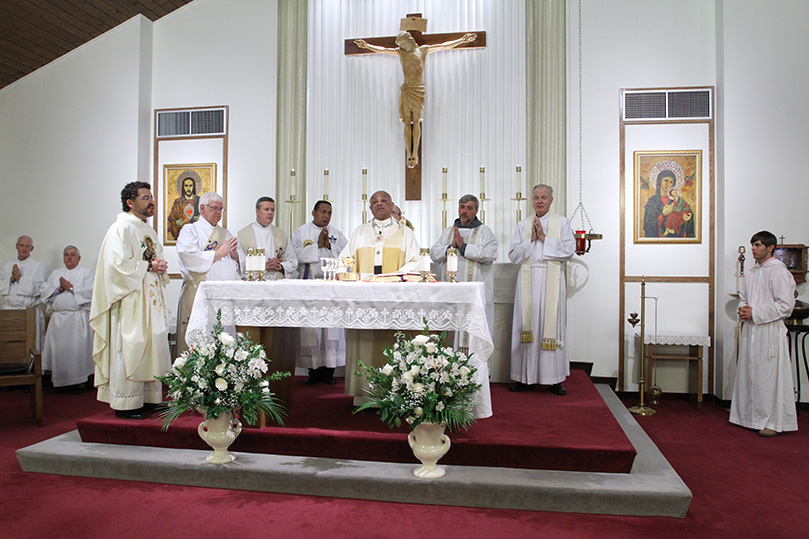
<box><xmin>291</xmin><ymin>200</ymin><xmax>348</xmax><ymax>384</ymax></box>
<box><xmin>40</xmin><ymin>245</ymin><xmax>95</xmax><ymax>392</ymax></box>
<box><xmin>1</xmin><ymin>235</ymin><xmax>47</xmax><ymax>352</ymax></box>
<box><xmin>341</xmin><ymin>190</ymin><xmax>420</xmax><ymax>403</ymax></box>
<box><xmin>508</xmin><ymin>185</ymin><xmax>576</xmax><ymax>396</ymax></box>
<box><xmin>90</xmin><ymin>181</ymin><xmax>171</xmax><ymax>419</ymax></box>
<box><xmin>176</xmin><ymin>192</ymin><xmax>241</xmax><ymax>354</ymax></box>
<box><xmin>237</xmin><ymin>196</ymin><xmax>298</xmax><ymax>280</ymax></box>
<box><xmin>430</xmin><ymin>194</ymin><xmax>498</xmax><ymax>353</ymax></box>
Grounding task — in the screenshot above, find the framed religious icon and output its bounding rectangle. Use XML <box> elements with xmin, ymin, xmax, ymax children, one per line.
<box><xmin>162</xmin><ymin>163</ymin><xmax>216</xmax><ymax>245</ymax></box>
<box><xmin>634</xmin><ymin>151</ymin><xmax>702</xmax><ymax>244</ymax></box>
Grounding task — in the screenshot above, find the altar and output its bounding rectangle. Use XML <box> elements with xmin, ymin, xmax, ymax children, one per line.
<box><xmin>186</xmin><ymin>280</ymin><xmax>493</xmax><ymax>418</ymax></box>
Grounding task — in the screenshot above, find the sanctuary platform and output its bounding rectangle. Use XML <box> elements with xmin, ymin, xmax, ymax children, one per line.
<box><xmin>75</xmin><ymin>370</ymin><xmax>635</xmax><ymax>474</ymax></box>
<box><xmin>17</xmin><ymin>371</ymin><xmax>692</xmax><ymax>517</ymax></box>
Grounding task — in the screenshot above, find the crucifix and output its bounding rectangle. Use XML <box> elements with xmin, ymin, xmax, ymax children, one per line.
<box><xmin>345</xmin><ymin>13</ymin><xmax>486</xmax><ymax>200</ymax></box>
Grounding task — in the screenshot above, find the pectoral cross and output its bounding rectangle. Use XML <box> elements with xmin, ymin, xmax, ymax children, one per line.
<box><xmin>346</xmin><ymin>13</ymin><xmax>485</xmax><ymax>201</ymax></box>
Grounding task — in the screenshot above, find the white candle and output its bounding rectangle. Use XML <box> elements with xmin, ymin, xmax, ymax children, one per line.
<box><xmin>442</xmin><ymin>166</ymin><xmax>448</xmax><ymax>194</ymax></box>
<box><xmin>516</xmin><ymin>165</ymin><xmax>522</xmax><ymax>194</ymax></box>
<box><xmin>418</xmin><ymin>251</ymin><xmax>431</xmax><ymax>272</ymax></box>
<box><xmin>324</xmin><ymin>169</ymin><xmax>329</xmax><ymax>198</ymax></box>
<box><xmin>362</xmin><ymin>168</ymin><xmax>368</xmax><ymax>196</ymax></box>
<box><xmin>480</xmin><ymin>166</ymin><xmax>485</xmax><ymax>195</ymax></box>
<box><xmin>447</xmin><ymin>252</ymin><xmax>458</xmax><ymax>273</ymax></box>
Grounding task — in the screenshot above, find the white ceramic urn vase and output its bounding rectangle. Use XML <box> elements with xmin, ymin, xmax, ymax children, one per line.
<box><xmin>197</xmin><ymin>407</ymin><xmax>242</xmax><ymax>464</ymax></box>
<box><xmin>408</xmin><ymin>422</ymin><xmax>451</xmax><ymax>478</ymax></box>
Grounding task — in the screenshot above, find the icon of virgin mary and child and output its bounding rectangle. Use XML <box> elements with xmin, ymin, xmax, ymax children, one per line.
<box><xmin>643</xmin><ymin>160</ymin><xmax>695</xmax><ymax>238</ymax></box>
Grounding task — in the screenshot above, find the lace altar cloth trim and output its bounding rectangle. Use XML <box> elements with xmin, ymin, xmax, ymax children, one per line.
<box><xmin>186</xmin><ymin>280</ymin><xmax>494</xmax><ymax>418</ymax></box>
<box><xmin>640</xmin><ymin>333</ymin><xmax>711</xmax><ymax>346</ymax></box>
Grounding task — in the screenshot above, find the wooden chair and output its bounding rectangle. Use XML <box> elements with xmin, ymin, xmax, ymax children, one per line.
<box><xmin>0</xmin><ymin>307</ymin><xmax>43</xmax><ymax>425</ymax></box>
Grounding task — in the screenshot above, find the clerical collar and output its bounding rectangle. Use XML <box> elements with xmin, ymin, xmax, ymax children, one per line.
<box><xmin>454</xmin><ymin>217</ymin><xmax>482</xmax><ymax>229</ymax></box>
<box><xmin>254</xmin><ymin>221</ymin><xmax>273</xmax><ymax>230</ymax></box>
<box><xmin>373</xmin><ymin>218</ymin><xmax>394</xmax><ymax>231</ymax></box>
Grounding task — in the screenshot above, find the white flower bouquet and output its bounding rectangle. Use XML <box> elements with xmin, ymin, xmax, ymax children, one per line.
<box><xmin>158</xmin><ymin>310</ymin><xmax>290</xmax><ymax>429</ymax></box>
<box><xmin>354</xmin><ymin>322</ymin><xmax>482</xmax><ymax>431</ymax></box>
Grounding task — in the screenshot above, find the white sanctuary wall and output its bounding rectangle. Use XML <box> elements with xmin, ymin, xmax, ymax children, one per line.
<box><xmin>0</xmin><ymin>17</ymin><xmax>152</xmax><ymax>273</ymax></box>
<box><xmin>151</xmin><ymin>0</ymin><xmax>279</xmax><ymax>318</ymax></box>
<box><xmin>717</xmin><ymin>0</ymin><xmax>809</xmax><ymax>399</ymax></box>
<box><xmin>565</xmin><ymin>0</ymin><xmax>717</xmax><ymax>384</ymax></box>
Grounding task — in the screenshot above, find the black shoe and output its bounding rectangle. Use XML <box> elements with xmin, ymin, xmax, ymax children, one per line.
<box><xmin>549</xmin><ymin>383</ymin><xmax>567</xmax><ymax>396</ymax></box>
<box><xmin>323</xmin><ymin>377</ymin><xmax>337</xmax><ymax>385</ymax></box>
<box><xmin>321</xmin><ymin>367</ymin><xmax>336</xmax><ymax>385</ymax></box>
<box><xmin>142</xmin><ymin>402</ymin><xmax>160</xmax><ymax>411</ymax></box>
<box><xmin>509</xmin><ymin>382</ymin><xmax>532</xmax><ymax>392</ymax></box>
<box><xmin>304</xmin><ymin>368</ymin><xmax>318</xmax><ymax>385</ymax></box>
<box><xmin>115</xmin><ymin>408</ymin><xmax>147</xmax><ymax>420</ymax></box>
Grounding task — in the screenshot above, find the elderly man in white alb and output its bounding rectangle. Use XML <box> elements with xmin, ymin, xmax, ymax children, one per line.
<box><xmin>237</xmin><ymin>196</ymin><xmax>298</xmax><ymax>280</ymax></box>
<box><xmin>176</xmin><ymin>191</ymin><xmax>241</xmax><ymax>354</ymax></box>
<box><xmin>40</xmin><ymin>245</ymin><xmax>95</xmax><ymax>393</ymax></box>
<box><xmin>1</xmin><ymin>235</ymin><xmax>48</xmax><ymax>352</ymax></box>
<box><xmin>90</xmin><ymin>181</ymin><xmax>171</xmax><ymax>419</ymax></box>
<box><xmin>430</xmin><ymin>194</ymin><xmax>498</xmax><ymax>349</ymax></box>
<box><xmin>291</xmin><ymin>200</ymin><xmax>348</xmax><ymax>385</ymax></box>
<box><xmin>340</xmin><ymin>190</ymin><xmax>420</xmax><ymax>275</ymax></box>
<box><xmin>341</xmin><ymin>190</ymin><xmax>420</xmax><ymax>403</ymax></box>
<box><xmin>508</xmin><ymin>184</ymin><xmax>576</xmax><ymax>396</ymax></box>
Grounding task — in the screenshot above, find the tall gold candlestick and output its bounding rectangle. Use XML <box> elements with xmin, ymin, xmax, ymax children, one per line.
<box><xmin>511</xmin><ymin>166</ymin><xmax>526</xmax><ymax>223</ymax></box>
<box><xmin>323</xmin><ymin>169</ymin><xmax>329</xmax><ymax>201</ymax></box>
<box><xmin>362</xmin><ymin>168</ymin><xmax>368</xmax><ymax>224</ymax></box>
<box><xmin>441</xmin><ymin>166</ymin><xmax>449</xmax><ymax>229</ymax></box>
<box><xmin>479</xmin><ymin>166</ymin><xmax>489</xmax><ymax>224</ymax></box>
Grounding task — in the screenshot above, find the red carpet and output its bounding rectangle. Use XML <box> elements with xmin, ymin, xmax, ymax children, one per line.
<box><xmin>76</xmin><ymin>369</ymin><xmax>636</xmax><ymax>473</ymax></box>
<box><xmin>4</xmin><ymin>377</ymin><xmax>809</xmax><ymax>537</ymax></box>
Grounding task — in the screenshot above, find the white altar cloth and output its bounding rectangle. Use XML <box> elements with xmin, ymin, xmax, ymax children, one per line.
<box><xmin>641</xmin><ymin>334</ymin><xmax>711</xmax><ymax>347</ymax></box>
<box><xmin>186</xmin><ymin>280</ymin><xmax>493</xmax><ymax>418</ymax></box>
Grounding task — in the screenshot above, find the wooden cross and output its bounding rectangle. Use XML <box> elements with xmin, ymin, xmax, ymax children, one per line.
<box><xmin>345</xmin><ymin>13</ymin><xmax>485</xmax><ymax>201</ymax></box>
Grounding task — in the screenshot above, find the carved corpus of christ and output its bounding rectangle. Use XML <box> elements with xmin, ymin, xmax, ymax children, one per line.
<box><xmin>354</xmin><ymin>31</ymin><xmax>476</xmax><ymax>169</ymax></box>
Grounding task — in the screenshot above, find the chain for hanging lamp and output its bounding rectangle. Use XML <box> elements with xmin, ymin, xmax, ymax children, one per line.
<box><xmin>569</xmin><ymin>0</ymin><xmax>602</xmax><ymax>255</ymax></box>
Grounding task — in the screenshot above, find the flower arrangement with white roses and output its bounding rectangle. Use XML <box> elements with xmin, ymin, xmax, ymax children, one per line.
<box><xmin>157</xmin><ymin>310</ymin><xmax>290</xmax><ymax>429</ymax></box>
<box><xmin>354</xmin><ymin>322</ymin><xmax>482</xmax><ymax>431</ymax></box>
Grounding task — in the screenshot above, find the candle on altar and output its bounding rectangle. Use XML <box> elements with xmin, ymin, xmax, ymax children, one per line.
<box><xmin>516</xmin><ymin>165</ymin><xmax>522</xmax><ymax>194</ymax></box>
<box><xmin>442</xmin><ymin>167</ymin><xmax>448</xmax><ymax>194</ymax></box>
<box><xmin>324</xmin><ymin>169</ymin><xmax>329</xmax><ymax>198</ymax></box>
<box><xmin>480</xmin><ymin>166</ymin><xmax>485</xmax><ymax>195</ymax></box>
<box><xmin>362</xmin><ymin>168</ymin><xmax>368</xmax><ymax>196</ymax></box>
<box><xmin>447</xmin><ymin>249</ymin><xmax>458</xmax><ymax>273</ymax></box>
<box><xmin>418</xmin><ymin>249</ymin><xmax>431</xmax><ymax>272</ymax></box>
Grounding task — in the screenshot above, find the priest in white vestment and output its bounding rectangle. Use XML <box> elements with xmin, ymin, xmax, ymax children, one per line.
<box><xmin>0</xmin><ymin>235</ymin><xmax>47</xmax><ymax>351</ymax></box>
<box><xmin>340</xmin><ymin>190</ymin><xmax>420</xmax><ymax>275</ymax></box>
<box><xmin>90</xmin><ymin>182</ymin><xmax>171</xmax><ymax>420</ymax></box>
<box><xmin>341</xmin><ymin>190</ymin><xmax>420</xmax><ymax>402</ymax></box>
<box><xmin>40</xmin><ymin>245</ymin><xmax>95</xmax><ymax>390</ymax></box>
<box><xmin>291</xmin><ymin>200</ymin><xmax>348</xmax><ymax>384</ymax></box>
<box><xmin>237</xmin><ymin>197</ymin><xmax>298</xmax><ymax>280</ymax></box>
<box><xmin>430</xmin><ymin>194</ymin><xmax>498</xmax><ymax>347</ymax></box>
<box><xmin>508</xmin><ymin>185</ymin><xmax>576</xmax><ymax>395</ymax></box>
<box><xmin>730</xmin><ymin>230</ymin><xmax>798</xmax><ymax>436</ymax></box>
<box><xmin>176</xmin><ymin>192</ymin><xmax>241</xmax><ymax>354</ymax></box>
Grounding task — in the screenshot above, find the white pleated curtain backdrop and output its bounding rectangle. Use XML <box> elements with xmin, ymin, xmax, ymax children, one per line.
<box><xmin>307</xmin><ymin>0</ymin><xmax>528</xmax><ymax>260</ymax></box>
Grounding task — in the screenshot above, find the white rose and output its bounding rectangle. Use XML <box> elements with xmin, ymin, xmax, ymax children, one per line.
<box><xmin>235</xmin><ymin>349</ymin><xmax>249</xmax><ymax>361</ymax></box>
<box><xmin>218</xmin><ymin>332</ymin><xmax>235</xmax><ymax>347</ymax></box>
<box><xmin>173</xmin><ymin>357</ymin><xmax>186</xmax><ymax>369</ymax></box>
<box><xmin>414</xmin><ymin>406</ymin><xmax>423</xmax><ymax>417</ymax></box>
<box><xmin>412</xmin><ymin>383</ymin><xmax>424</xmax><ymax>393</ymax></box>
<box><xmin>215</xmin><ymin>377</ymin><xmax>228</xmax><ymax>391</ymax></box>
<box><xmin>425</xmin><ymin>342</ymin><xmax>437</xmax><ymax>355</ymax></box>
<box><xmin>215</xmin><ymin>364</ymin><xmax>226</xmax><ymax>376</ymax></box>
<box><xmin>381</xmin><ymin>364</ymin><xmax>394</xmax><ymax>376</ymax></box>
<box><xmin>412</xmin><ymin>335</ymin><xmax>430</xmax><ymax>347</ymax></box>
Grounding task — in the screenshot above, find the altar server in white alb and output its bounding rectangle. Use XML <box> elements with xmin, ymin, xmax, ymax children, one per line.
<box><xmin>1</xmin><ymin>235</ymin><xmax>47</xmax><ymax>351</ymax></box>
<box><xmin>237</xmin><ymin>196</ymin><xmax>298</xmax><ymax>280</ymax></box>
<box><xmin>176</xmin><ymin>192</ymin><xmax>241</xmax><ymax>354</ymax></box>
<box><xmin>508</xmin><ymin>185</ymin><xmax>576</xmax><ymax>395</ymax></box>
<box><xmin>40</xmin><ymin>245</ymin><xmax>95</xmax><ymax>391</ymax></box>
<box><xmin>340</xmin><ymin>190</ymin><xmax>420</xmax><ymax>274</ymax></box>
<box><xmin>730</xmin><ymin>230</ymin><xmax>798</xmax><ymax>436</ymax></box>
<box><xmin>90</xmin><ymin>182</ymin><xmax>171</xmax><ymax>419</ymax></box>
<box><xmin>430</xmin><ymin>194</ymin><xmax>498</xmax><ymax>343</ymax></box>
<box><xmin>291</xmin><ymin>200</ymin><xmax>348</xmax><ymax>384</ymax></box>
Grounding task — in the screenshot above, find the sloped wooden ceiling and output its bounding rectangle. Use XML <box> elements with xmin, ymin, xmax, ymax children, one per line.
<box><xmin>0</xmin><ymin>0</ymin><xmax>195</xmax><ymax>90</ymax></box>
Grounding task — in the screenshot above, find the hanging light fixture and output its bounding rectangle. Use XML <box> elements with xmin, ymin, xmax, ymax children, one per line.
<box><xmin>569</xmin><ymin>0</ymin><xmax>602</xmax><ymax>256</ymax></box>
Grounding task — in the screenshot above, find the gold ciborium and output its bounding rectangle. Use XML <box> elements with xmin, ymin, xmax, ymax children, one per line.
<box><xmin>340</xmin><ymin>255</ymin><xmax>359</xmax><ymax>281</ymax></box>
